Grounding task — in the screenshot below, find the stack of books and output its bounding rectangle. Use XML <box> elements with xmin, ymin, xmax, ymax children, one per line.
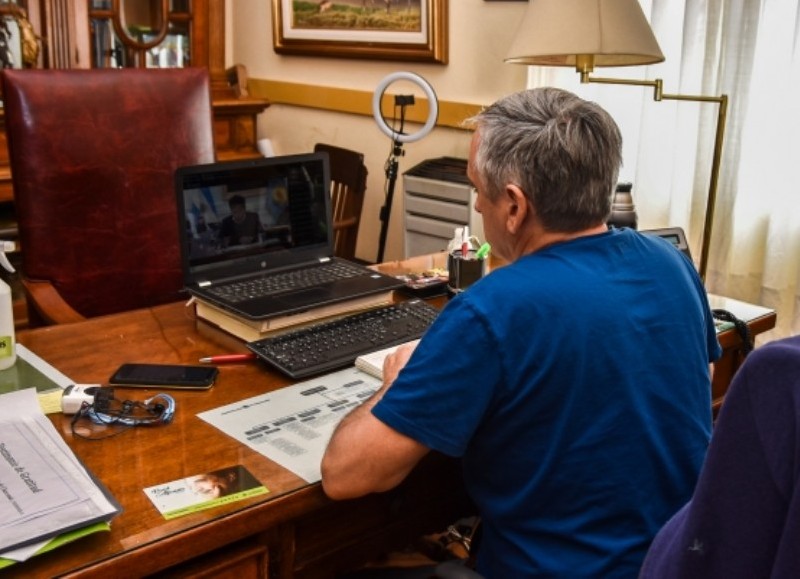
<box><xmin>194</xmin><ymin>291</ymin><xmax>395</xmax><ymax>343</ymax></box>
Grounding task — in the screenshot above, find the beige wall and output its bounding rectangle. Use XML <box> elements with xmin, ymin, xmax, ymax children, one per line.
<box><xmin>229</xmin><ymin>0</ymin><xmax>529</xmax><ymax>262</ymax></box>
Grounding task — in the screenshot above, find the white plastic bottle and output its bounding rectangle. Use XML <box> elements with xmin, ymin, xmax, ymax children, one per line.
<box><xmin>0</xmin><ymin>240</ymin><xmax>17</xmax><ymax>370</ymax></box>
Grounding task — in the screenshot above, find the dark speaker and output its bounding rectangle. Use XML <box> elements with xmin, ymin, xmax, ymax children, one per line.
<box><xmin>608</xmin><ymin>182</ymin><xmax>638</xmax><ymax>230</ymax></box>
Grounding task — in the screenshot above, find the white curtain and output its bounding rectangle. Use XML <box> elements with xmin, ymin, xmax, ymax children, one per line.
<box><xmin>527</xmin><ymin>0</ymin><xmax>800</xmax><ymax>340</ymax></box>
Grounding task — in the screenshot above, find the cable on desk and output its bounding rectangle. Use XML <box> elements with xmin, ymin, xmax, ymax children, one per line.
<box><xmin>70</xmin><ymin>390</ymin><xmax>175</xmax><ymax>440</ymax></box>
<box><xmin>713</xmin><ymin>308</ymin><xmax>754</xmax><ymax>355</ymax></box>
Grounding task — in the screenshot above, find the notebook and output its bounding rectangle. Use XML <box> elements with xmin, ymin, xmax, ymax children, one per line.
<box><xmin>175</xmin><ymin>152</ymin><xmax>403</xmax><ymax>320</ymax></box>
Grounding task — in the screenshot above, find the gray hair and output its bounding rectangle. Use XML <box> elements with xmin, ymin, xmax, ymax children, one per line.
<box><xmin>466</xmin><ymin>87</ymin><xmax>622</xmax><ymax>232</ymax></box>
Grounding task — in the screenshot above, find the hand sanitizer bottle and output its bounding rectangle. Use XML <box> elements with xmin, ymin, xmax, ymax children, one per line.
<box><xmin>0</xmin><ymin>240</ymin><xmax>17</xmax><ymax>370</ymax></box>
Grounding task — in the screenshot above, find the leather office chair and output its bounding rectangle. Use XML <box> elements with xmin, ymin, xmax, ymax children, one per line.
<box><xmin>314</xmin><ymin>143</ymin><xmax>368</xmax><ymax>262</ymax></box>
<box><xmin>640</xmin><ymin>335</ymin><xmax>800</xmax><ymax>578</ymax></box>
<box><xmin>2</xmin><ymin>68</ymin><xmax>215</xmax><ymax>326</ymax></box>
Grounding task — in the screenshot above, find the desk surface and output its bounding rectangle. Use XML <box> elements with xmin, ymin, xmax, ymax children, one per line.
<box><xmin>14</xmin><ymin>303</ymin><xmax>312</xmax><ymax>576</ymax></box>
<box><xmin>12</xmin><ymin>299</ymin><xmax>470</xmax><ymax>578</ymax></box>
<box><xmin>8</xmin><ymin>253</ymin><xmax>776</xmax><ymax>576</ymax></box>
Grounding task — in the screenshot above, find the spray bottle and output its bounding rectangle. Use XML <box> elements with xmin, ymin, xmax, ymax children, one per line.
<box><xmin>0</xmin><ymin>240</ymin><xmax>16</xmax><ymax>370</ymax></box>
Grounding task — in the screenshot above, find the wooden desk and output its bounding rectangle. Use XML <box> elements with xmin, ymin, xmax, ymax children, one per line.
<box><xmin>708</xmin><ymin>295</ymin><xmax>777</xmax><ymax>413</ymax></box>
<box><xmin>8</xmin><ymin>256</ymin><xmax>775</xmax><ymax>576</ymax></box>
<box><xmin>11</xmin><ymin>303</ymin><xmax>471</xmax><ymax>578</ymax></box>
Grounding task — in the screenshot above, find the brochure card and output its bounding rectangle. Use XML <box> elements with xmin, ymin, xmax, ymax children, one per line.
<box><xmin>144</xmin><ymin>465</ymin><xmax>268</xmax><ymax>520</ymax></box>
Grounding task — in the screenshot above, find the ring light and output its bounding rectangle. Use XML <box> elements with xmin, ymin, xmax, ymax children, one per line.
<box><xmin>372</xmin><ymin>71</ymin><xmax>439</xmax><ymax>143</ymax></box>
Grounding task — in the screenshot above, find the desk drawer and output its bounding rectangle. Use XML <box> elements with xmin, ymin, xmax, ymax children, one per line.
<box><xmin>155</xmin><ymin>541</ymin><xmax>269</xmax><ymax>579</ymax></box>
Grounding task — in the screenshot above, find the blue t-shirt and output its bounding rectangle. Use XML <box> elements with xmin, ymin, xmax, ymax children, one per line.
<box><xmin>373</xmin><ymin>228</ymin><xmax>721</xmax><ymax>578</ymax></box>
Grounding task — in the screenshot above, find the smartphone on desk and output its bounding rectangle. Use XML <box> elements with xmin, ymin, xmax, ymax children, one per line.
<box><xmin>109</xmin><ymin>363</ymin><xmax>219</xmax><ymax>390</ymax></box>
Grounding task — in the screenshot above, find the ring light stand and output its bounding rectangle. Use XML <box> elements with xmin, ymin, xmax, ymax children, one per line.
<box><xmin>372</xmin><ymin>72</ymin><xmax>438</xmax><ymax>263</ymax></box>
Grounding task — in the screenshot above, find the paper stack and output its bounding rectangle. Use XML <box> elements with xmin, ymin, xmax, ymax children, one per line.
<box><xmin>0</xmin><ymin>389</ymin><xmax>120</xmax><ymax>566</ymax></box>
<box><xmin>354</xmin><ymin>339</ymin><xmax>420</xmax><ymax>380</ymax></box>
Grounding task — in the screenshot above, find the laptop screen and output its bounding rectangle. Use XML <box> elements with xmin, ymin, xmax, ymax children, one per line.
<box><xmin>176</xmin><ymin>153</ymin><xmax>332</xmax><ymax>283</ymax></box>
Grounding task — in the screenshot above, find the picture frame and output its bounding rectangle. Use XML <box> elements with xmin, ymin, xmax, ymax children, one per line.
<box><xmin>272</xmin><ymin>0</ymin><xmax>448</xmax><ymax>64</ymax></box>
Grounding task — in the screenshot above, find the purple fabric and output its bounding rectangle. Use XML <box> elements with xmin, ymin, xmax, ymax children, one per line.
<box><xmin>640</xmin><ymin>335</ymin><xmax>800</xmax><ymax>579</ymax></box>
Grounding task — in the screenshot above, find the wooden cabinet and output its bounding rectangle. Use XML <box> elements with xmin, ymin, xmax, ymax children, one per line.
<box><xmin>10</xmin><ymin>0</ymin><xmax>267</xmax><ymax>158</ymax></box>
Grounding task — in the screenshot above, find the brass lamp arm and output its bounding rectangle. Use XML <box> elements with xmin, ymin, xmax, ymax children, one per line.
<box><xmin>577</xmin><ymin>66</ymin><xmax>728</xmax><ymax>281</ymax></box>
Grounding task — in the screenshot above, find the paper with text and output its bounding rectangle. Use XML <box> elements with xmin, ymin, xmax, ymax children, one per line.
<box><xmin>0</xmin><ymin>389</ymin><xmax>119</xmax><ymax>553</ymax></box>
<box><xmin>198</xmin><ymin>367</ymin><xmax>380</xmax><ymax>482</ymax></box>
<box><xmin>144</xmin><ymin>465</ymin><xmax>268</xmax><ymax>519</ymax></box>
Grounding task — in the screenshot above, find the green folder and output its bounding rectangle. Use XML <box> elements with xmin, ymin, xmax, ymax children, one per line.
<box><xmin>0</xmin><ymin>522</ymin><xmax>110</xmax><ymax>569</ymax></box>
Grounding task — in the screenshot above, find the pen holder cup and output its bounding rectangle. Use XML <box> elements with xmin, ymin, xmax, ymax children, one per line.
<box><xmin>447</xmin><ymin>250</ymin><xmax>486</xmax><ymax>296</ymax></box>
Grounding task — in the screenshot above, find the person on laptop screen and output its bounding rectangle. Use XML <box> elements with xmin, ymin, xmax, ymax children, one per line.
<box><xmin>321</xmin><ymin>88</ymin><xmax>721</xmax><ymax>578</ymax></box>
<box><xmin>219</xmin><ymin>194</ymin><xmax>264</xmax><ymax>248</ymax></box>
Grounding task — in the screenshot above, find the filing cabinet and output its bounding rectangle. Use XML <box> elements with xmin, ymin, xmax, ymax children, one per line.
<box><xmin>403</xmin><ymin>157</ymin><xmax>485</xmax><ymax>258</ymax></box>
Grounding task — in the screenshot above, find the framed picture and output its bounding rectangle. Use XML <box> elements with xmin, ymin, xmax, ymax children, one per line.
<box><xmin>272</xmin><ymin>0</ymin><xmax>448</xmax><ymax>64</ymax></box>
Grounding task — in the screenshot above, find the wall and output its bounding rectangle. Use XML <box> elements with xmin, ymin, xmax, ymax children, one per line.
<box><xmin>229</xmin><ymin>0</ymin><xmax>529</xmax><ymax>262</ymax></box>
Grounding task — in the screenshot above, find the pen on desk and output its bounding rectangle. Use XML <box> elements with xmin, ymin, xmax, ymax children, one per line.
<box><xmin>476</xmin><ymin>242</ymin><xmax>491</xmax><ymax>260</ymax></box>
<box><xmin>199</xmin><ymin>353</ymin><xmax>258</xmax><ymax>364</ymax></box>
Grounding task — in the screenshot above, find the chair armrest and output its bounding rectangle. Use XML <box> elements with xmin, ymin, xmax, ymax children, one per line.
<box><xmin>333</xmin><ymin>216</ymin><xmax>358</xmax><ymax>230</ymax></box>
<box><xmin>22</xmin><ymin>278</ymin><xmax>86</xmax><ymax>325</ymax></box>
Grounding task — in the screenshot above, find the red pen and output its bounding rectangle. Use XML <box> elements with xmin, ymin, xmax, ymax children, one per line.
<box><xmin>199</xmin><ymin>353</ymin><xmax>257</xmax><ymax>364</ymax></box>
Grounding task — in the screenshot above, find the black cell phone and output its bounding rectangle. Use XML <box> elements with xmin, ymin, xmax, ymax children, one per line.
<box><xmin>109</xmin><ymin>363</ymin><xmax>219</xmax><ymax>390</ymax></box>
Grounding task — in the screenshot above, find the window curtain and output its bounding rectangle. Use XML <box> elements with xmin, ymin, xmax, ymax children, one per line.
<box><xmin>527</xmin><ymin>0</ymin><xmax>800</xmax><ymax>340</ymax></box>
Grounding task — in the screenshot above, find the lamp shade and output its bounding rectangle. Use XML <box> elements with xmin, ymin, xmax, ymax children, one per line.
<box><xmin>505</xmin><ymin>0</ymin><xmax>665</xmax><ymax>70</ymax></box>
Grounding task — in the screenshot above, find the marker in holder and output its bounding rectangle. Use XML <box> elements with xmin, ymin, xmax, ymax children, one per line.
<box><xmin>447</xmin><ymin>249</ymin><xmax>486</xmax><ymax>297</ymax></box>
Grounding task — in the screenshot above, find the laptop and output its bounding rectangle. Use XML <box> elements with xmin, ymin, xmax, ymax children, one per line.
<box><xmin>642</xmin><ymin>227</ymin><xmax>693</xmax><ymax>260</ymax></box>
<box><xmin>175</xmin><ymin>152</ymin><xmax>403</xmax><ymax>320</ymax></box>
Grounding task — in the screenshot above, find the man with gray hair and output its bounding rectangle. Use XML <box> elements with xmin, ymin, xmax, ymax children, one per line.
<box><xmin>322</xmin><ymin>87</ymin><xmax>720</xmax><ymax>577</ymax></box>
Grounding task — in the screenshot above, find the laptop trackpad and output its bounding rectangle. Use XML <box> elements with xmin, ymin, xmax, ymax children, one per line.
<box><xmin>282</xmin><ymin>287</ymin><xmax>330</xmax><ymax>306</ymax></box>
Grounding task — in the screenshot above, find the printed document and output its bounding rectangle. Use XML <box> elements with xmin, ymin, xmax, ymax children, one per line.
<box><xmin>198</xmin><ymin>367</ymin><xmax>380</xmax><ymax>482</ymax></box>
<box><xmin>0</xmin><ymin>389</ymin><xmax>120</xmax><ymax>553</ymax></box>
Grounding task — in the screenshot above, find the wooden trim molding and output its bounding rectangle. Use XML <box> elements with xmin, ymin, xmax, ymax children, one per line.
<box><xmin>248</xmin><ymin>79</ymin><xmax>482</xmax><ymax>131</ymax></box>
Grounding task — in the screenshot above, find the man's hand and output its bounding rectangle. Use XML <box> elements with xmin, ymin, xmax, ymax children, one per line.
<box><xmin>382</xmin><ymin>342</ymin><xmax>417</xmax><ymax>387</ymax></box>
<box><xmin>321</xmin><ymin>341</ymin><xmax>428</xmax><ymax>500</ymax></box>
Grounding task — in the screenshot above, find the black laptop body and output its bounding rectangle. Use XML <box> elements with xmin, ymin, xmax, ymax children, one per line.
<box><xmin>175</xmin><ymin>152</ymin><xmax>402</xmax><ymax>320</ymax></box>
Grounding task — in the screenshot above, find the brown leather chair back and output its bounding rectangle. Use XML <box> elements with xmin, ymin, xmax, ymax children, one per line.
<box><xmin>314</xmin><ymin>143</ymin><xmax>368</xmax><ymax>262</ymax></box>
<box><xmin>3</xmin><ymin>68</ymin><xmax>215</xmax><ymax>324</ymax></box>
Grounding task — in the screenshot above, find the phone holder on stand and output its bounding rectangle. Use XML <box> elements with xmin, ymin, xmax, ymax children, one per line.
<box><xmin>371</xmin><ymin>72</ymin><xmax>439</xmax><ymax>263</ymax></box>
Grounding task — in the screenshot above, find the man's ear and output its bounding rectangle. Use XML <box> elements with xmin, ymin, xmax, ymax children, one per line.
<box><xmin>504</xmin><ymin>184</ymin><xmax>529</xmax><ymax>235</ymax></box>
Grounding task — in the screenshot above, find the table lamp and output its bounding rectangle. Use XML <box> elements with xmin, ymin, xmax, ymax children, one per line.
<box><xmin>505</xmin><ymin>0</ymin><xmax>728</xmax><ymax>281</ymax></box>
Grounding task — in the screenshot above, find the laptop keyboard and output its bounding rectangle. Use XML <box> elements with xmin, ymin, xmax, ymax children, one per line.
<box><xmin>247</xmin><ymin>299</ymin><xmax>440</xmax><ymax>379</ymax></box>
<box><xmin>206</xmin><ymin>261</ymin><xmax>367</xmax><ymax>303</ymax></box>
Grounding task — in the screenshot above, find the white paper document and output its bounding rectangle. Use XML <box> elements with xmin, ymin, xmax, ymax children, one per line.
<box><xmin>0</xmin><ymin>389</ymin><xmax>120</xmax><ymax>554</ymax></box>
<box><xmin>198</xmin><ymin>367</ymin><xmax>381</xmax><ymax>482</ymax></box>
<box><xmin>355</xmin><ymin>339</ymin><xmax>420</xmax><ymax>380</ymax></box>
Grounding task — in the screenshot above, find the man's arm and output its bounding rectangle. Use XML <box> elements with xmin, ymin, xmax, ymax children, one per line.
<box><xmin>321</xmin><ymin>344</ymin><xmax>430</xmax><ymax>500</ymax></box>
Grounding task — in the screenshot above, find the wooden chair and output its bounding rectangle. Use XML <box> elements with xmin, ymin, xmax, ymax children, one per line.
<box><xmin>314</xmin><ymin>143</ymin><xmax>368</xmax><ymax>262</ymax></box>
<box><xmin>2</xmin><ymin>68</ymin><xmax>216</xmax><ymax>326</ymax></box>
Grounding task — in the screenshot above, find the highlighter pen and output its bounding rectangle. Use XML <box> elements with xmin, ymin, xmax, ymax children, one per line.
<box><xmin>476</xmin><ymin>242</ymin><xmax>491</xmax><ymax>260</ymax></box>
<box><xmin>199</xmin><ymin>353</ymin><xmax>257</xmax><ymax>364</ymax></box>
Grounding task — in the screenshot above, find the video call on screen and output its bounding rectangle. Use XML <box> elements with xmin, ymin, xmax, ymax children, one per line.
<box><xmin>181</xmin><ymin>161</ymin><xmax>328</xmax><ymax>266</ymax></box>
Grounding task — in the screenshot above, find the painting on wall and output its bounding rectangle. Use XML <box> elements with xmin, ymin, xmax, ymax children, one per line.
<box><xmin>272</xmin><ymin>0</ymin><xmax>448</xmax><ymax>64</ymax></box>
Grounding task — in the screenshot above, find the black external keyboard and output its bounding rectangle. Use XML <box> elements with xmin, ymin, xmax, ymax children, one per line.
<box><xmin>247</xmin><ymin>299</ymin><xmax>440</xmax><ymax>379</ymax></box>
